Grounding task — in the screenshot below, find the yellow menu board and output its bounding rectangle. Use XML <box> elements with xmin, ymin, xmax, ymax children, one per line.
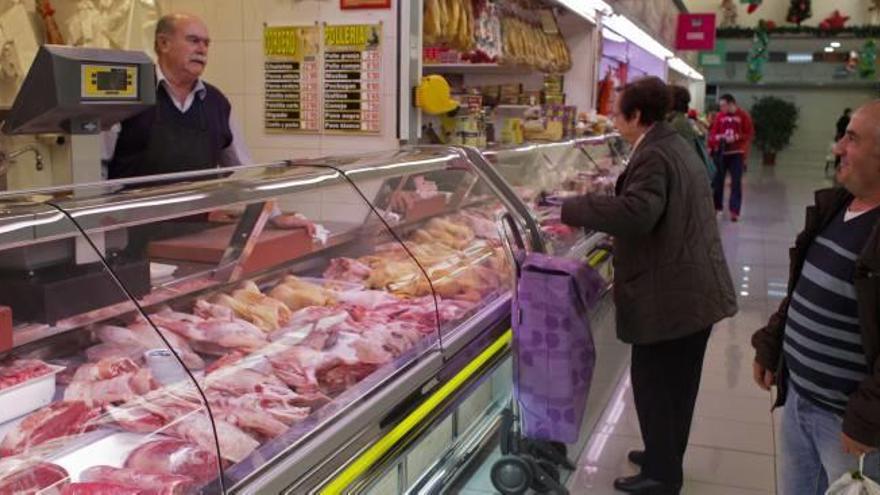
<box><xmin>264</xmin><ymin>25</ymin><xmax>320</xmax><ymax>133</ymax></box>
<box><xmin>322</xmin><ymin>23</ymin><xmax>382</xmax><ymax>134</ymax></box>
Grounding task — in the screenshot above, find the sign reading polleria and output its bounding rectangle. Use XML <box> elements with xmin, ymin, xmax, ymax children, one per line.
<box><xmin>322</xmin><ymin>23</ymin><xmax>382</xmax><ymax>134</ymax></box>
<box><xmin>264</xmin><ymin>26</ymin><xmax>320</xmax><ymax>133</ymax></box>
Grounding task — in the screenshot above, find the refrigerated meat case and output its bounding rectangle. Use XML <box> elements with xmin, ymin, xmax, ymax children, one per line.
<box><xmin>0</xmin><ymin>136</ymin><xmax>624</xmax><ymax>494</ymax></box>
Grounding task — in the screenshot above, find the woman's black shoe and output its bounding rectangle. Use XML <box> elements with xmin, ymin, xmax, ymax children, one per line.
<box><xmin>613</xmin><ymin>473</ymin><xmax>681</xmax><ymax>494</ymax></box>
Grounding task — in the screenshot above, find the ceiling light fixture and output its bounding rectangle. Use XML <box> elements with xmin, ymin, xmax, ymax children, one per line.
<box><xmin>825</xmin><ymin>47</ymin><xmax>834</xmax><ymax>53</ymax></box>
<box><xmin>667</xmin><ymin>56</ymin><xmax>705</xmax><ymax>81</ymax></box>
<box><xmin>831</xmin><ymin>42</ymin><xmax>841</xmax><ymax>48</ymax></box>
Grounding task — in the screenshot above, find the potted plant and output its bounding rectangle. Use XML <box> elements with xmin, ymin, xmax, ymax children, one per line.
<box><xmin>750</xmin><ymin>96</ymin><xmax>799</xmax><ymax>165</ymax></box>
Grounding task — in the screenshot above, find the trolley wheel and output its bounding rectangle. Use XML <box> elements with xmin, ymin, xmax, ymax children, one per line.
<box><xmin>491</xmin><ymin>455</ymin><xmax>533</xmax><ymax>495</ymax></box>
<box><xmin>533</xmin><ymin>459</ymin><xmax>566</xmax><ymax>494</ymax></box>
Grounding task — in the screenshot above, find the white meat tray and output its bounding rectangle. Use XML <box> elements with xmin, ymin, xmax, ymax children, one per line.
<box><xmin>0</xmin><ymin>365</ymin><xmax>65</xmax><ymax>424</ymax></box>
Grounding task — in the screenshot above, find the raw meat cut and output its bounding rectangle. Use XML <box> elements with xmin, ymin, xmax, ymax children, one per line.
<box><xmin>204</xmin><ymin>351</ymin><xmax>244</xmax><ymax>375</ymax></box>
<box><xmin>124</xmin><ymin>438</ymin><xmax>218</xmax><ymax>486</ymax></box>
<box><xmin>212</xmin><ymin>406</ymin><xmax>289</xmax><ymax>440</ymax></box>
<box><xmin>0</xmin><ymin>359</ymin><xmax>53</xmax><ymax>390</ymax></box>
<box><xmin>323</xmin><ymin>258</ymin><xmax>371</xmax><ymax>282</ymax></box>
<box><xmin>0</xmin><ymin>460</ymin><xmax>68</xmax><ymax>495</ymax></box>
<box><xmin>333</xmin><ymin>289</ymin><xmax>399</xmax><ymax>310</ymax></box>
<box><xmin>64</xmin><ymin>367</ymin><xmax>157</xmax><ymax>407</ymax></box>
<box><xmin>0</xmin><ymin>401</ymin><xmax>99</xmax><ymax>457</ymax></box>
<box><xmin>61</xmin><ymin>482</ymin><xmax>144</xmax><ymax>495</ymax></box>
<box><xmin>149</xmin><ymin>307</ymin><xmax>267</xmax><ymax>354</ymax></box>
<box><xmin>79</xmin><ymin>465</ymin><xmax>192</xmax><ymax>495</ymax></box>
<box><xmin>71</xmin><ymin>358</ymin><xmax>139</xmax><ymax>382</ymax></box>
<box><xmin>206</xmin><ymin>393</ymin><xmax>310</xmax><ymax>427</ymax></box>
<box><xmin>170</xmin><ymin>413</ymin><xmax>259</xmax><ymax>463</ymax></box>
<box><xmin>267</xmin><ymin>331</ymin><xmax>391</xmax><ymax>394</ymax></box>
<box><xmin>93</xmin><ymin>324</ymin><xmax>204</xmax><ymax>370</ymax></box>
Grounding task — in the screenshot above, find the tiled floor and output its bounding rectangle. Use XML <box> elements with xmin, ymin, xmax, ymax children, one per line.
<box><xmin>566</xmin><ymin>156</ymin><xmax>835</xmax><ymax>495</ymax></box>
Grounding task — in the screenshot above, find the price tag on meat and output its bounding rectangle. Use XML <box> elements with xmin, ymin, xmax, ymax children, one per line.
<box><xmin>322</xmin><ymin>23</ymin><xmax>382</xmax><ymax>134</ymax></box>
<box><xmin>264</xmin><ymin>25</ymin><xmax>321</xmax><ymax>133</ymax></box>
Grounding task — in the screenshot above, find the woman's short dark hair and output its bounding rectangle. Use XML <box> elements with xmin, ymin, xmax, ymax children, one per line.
<box><xmin>619</xmin><ymin>76</ymin><xmax>671</xmax><ymax>126</ymax></box>
<box><xmin>670</xmin><ymin>85</ymin><xmax>691</xmax><ymax>113</ymax></box>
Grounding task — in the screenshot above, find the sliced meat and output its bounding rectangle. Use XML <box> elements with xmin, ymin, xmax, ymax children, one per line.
<box><xmin>0</xmin><ymin>359</ymin><xmax>53</xmax><ymax>390</ymax></box>
<box><xmin>79</xmin><ymin>465</ymin><xmax>193</xmax><ymax>495</ymax></box>
<box><xmin>0</xmin><ymin>401</ymin><xmax>99</xmax><ymax>457</ymax></box>
<box><xmin>61</xmin><ymin>482</ymin><xmax>144</xmax><ymax>495</ymax></box>
<box><xmin>124</xmin><ymin>438</ymin><xmax>218</xmax><ymax>486</ymax></box>
<box><xmin>0</xmin><ymin>460</ymin><xmax>69</xmax><ymax>495</ymax></box>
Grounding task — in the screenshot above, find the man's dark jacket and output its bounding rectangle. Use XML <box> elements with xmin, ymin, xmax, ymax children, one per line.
<box><xmin>752</xmin><ymin>187</ymin><xmax>880</xmax><ymax>447</ymax></box>
<box><xmin>562</xmin><ymin>122</ymin><xmax>738</xmax><ymax>344</ymax></box>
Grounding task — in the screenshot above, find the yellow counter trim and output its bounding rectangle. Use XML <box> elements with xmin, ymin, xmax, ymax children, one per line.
<box><xmin>320</xmin><ymin>329</ymin><xmax>513</xmax><ymax>494</ymax></box>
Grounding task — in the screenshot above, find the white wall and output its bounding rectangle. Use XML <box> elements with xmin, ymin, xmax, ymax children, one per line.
<box><xmin>165</xmin><ymin>0</ymin><xmax>402</xmax><ymax>164</ymax></box>
<box><xmin>720</xmin><ymin>86</ymin><xmax>874</xmax><ymax>163</ymax></box>
<box><xmin>683</xmin><ymin>0</ymin><xmax>870</xmax><ymax>27</ymax></box>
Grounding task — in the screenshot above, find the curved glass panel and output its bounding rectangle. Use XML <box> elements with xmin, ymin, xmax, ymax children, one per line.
<box><xmin>0</xmin><ymin>202</ymin><xmax>222</xmax><ymax>494</ymax></box>
<box><xmin>484</xmin><ymin>136</ymin><xmax>627</xmax><ymax>256</ymax></box>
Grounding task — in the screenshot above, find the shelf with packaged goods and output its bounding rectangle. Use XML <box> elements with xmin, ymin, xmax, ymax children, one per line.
<box><xmin>0</xmin><ymin>146</ymin><xmax>537</xmax><ymax>494</ymax></box>
<box><xmin>422</xmin><ymin>63</ymin><xmax>539</xmax><ymax>75</ymax></box>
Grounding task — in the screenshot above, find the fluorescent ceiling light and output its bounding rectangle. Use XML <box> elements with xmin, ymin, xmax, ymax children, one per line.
<box><xmin>824</xmin><ymin>47</ymin><xmax>834</xmax><ymax>53</ymax></box>
<box><xmin>554</xmin><ymin>0</ymin><xmax>613</xmax><ymax>23</ymax></box>
<box><xmin>667</xmin><ymin>56</ymin><xmax>704</xmax><ymax>81</ymax></box>
<box><xmin>604</xmin><ymin>14</ymin><xmax>673</xmax><ymax>60</ymax></box>
<box><xmin>602</xmin><ymin>27</ymin><xmax>626</xmax><ymax>43</ymax></box>
<box><xmin>831</xmin><ymin>41</ymin><xmax>841</xmax><ymax>48</ymax></box>
<box><xmin>787</xmin><ymin>53</ymin><xmax>814</xmax><ymax>63</ymax></box>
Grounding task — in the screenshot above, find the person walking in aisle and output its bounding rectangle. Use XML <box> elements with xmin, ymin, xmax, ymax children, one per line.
<box><xmin>709</xmin><ymin>94</ymin><xmax>753</xmax><ymax>222</ymax></box>
<box><xmin>561</xmin><ymin>77</ymin><xmax>737</xmax><ymax>495</ymax></box>
<box><xmin>667</xmin><ymin>85</ymin><xmax>715</xmax><ymax>182</ymax></box>
<box><xmin>752</xmin><ymin>101</ymin><xmax>880</xmax><ymax>495</ymax></box>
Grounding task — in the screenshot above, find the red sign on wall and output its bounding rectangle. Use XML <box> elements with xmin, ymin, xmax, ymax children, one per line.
<box><xmin>675</xmin><ymin>13</ymin><xmax>716</xmax><ymax>51</ymax></box>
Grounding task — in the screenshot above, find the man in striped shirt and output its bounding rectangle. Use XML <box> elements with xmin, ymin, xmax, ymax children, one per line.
<box><xmin>752</xmin><ymin>101</ymin><xmax>880</xmax><ymax>494</ymax></box>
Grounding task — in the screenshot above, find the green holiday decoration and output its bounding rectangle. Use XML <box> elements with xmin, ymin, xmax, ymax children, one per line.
<box><xmin>858</xmin><ymin>40</ymin><xmax>877</xmax><ymax>79</ymax></box>
<box><xmin>747</xmin><ymin>21</ymin><xmax>770</xmax><ymax>83</ymax></box>
<box><xmin>786</xmin><ymin>0</ymin><xmax>812</xmax><ymax>26</ymax></box>
<box><xmin>717</xmin><ymin>25</ymin><xmax>880</xmax><ymax>37</ymax></box>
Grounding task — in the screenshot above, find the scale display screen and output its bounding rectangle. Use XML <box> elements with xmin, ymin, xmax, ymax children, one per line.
<box><xmin>81</xmin><ymin>64</ymin><xmax>138</xmax><ymax>100</ymax></box>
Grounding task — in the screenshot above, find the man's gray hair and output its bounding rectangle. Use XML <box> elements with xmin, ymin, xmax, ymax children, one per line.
<box><xmin>154</xmin><ymin>14</ymin><xmax>183</xmax><ymax>52</ymax></box>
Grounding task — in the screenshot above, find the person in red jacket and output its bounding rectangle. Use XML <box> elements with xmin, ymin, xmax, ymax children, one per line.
<box><xmin>708</xmin><ymin>94</ymin><xmax>754</xmax><ymax>222</ymax></box>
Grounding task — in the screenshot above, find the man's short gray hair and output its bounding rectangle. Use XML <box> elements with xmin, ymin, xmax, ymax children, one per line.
<box><xmin>154</xmin><ymin>14</ymin><xmax>184</xmax><ymax>52</ymax></box>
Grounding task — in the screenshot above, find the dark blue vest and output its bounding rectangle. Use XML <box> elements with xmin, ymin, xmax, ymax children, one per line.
<box><xmin>108</xmin><ymin>82</ymin><xmax>233</xmax><ymax>179</ymax></box>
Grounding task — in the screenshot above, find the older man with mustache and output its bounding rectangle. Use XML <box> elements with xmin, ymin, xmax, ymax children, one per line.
<box><xmin>104</xmin><ymin>13</ymin><xmax>251</xmax><ymax>179</ymax></box>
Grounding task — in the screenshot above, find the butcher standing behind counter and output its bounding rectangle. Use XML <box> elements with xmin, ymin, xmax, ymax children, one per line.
<box><xmin>102</xmin><ymin>12</ymin><xmax>312</xmax><ymax>236</ymax></box>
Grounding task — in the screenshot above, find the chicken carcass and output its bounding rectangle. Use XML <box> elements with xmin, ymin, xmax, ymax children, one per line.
<box><xmin>0</xmin><ymin>460</ymin><xmax>69</xmax><ymax>495</ymax></box>
<box><xmin>268</xmin><ymin>276</ymin><xmax>336</xmax><ymax>312</ymax></box>
<box><xmin>213</xmin><ymin>281</ymin><xmax>292</xmax><ymax>332</ymax></box>
<box><xmin>124</xmin><ymin>438</ymin><xmax>218</xmax><ymax>487</ymax></box>
<box><xmin>0</xmin><ymin>401</ymin><xmax>99</xmax><ymax>457</ymax></box>
<box><xmin>79</xmin><ymin>465</ymin><xmax>193</xmax><ymax>495</ymax></box>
